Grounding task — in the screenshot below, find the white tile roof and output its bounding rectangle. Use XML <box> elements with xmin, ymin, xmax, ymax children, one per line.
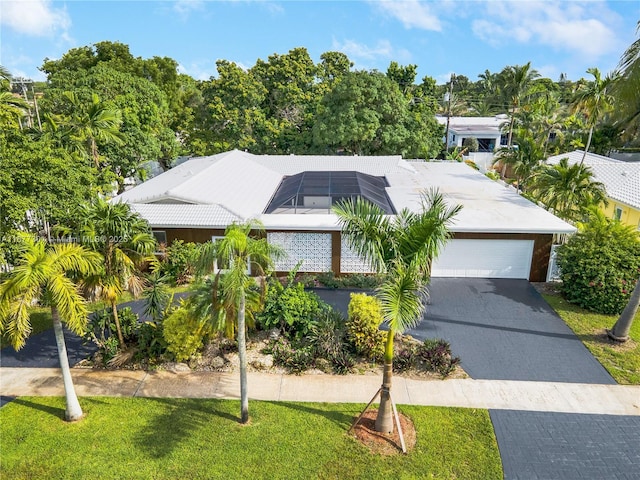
<box><xmin>128</xmin><ymin>203</ymin><xmax>239</xmax><ymax>228</ymax></box>
<box><xmin>546</xmin><ymin>151</ymin><xmax>640</xmax><ymax>210</ymax></box>
<box><xmin>115</xmin><ymin>150</ymin><xmax>575</xmax><ymax>234</ymax></box>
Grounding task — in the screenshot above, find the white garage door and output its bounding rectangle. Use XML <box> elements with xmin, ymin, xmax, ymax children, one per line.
<box><xmin>432</xmin><ymin>239</ymin><xmax>534</xmax><ymax>279</ymax></box>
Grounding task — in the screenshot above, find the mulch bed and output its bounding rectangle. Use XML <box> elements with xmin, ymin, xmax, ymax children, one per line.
<box><xmin>350</xmin><ymin>408</ymin><xmax>417</xmax><ymax>455</ymax></box>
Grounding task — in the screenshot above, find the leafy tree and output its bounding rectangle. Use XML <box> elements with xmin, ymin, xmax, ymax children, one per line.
<box><xmin>530</xmin><ymin>157</ymin><xmax>607</xmax><ymax>222</ymax></box>
<box><xmin>0</xmin><ymin>234</ymin><xmax>101</xmax><ymax>421</ymax></box>
<box><xmin>313</xmin><ymin>70</ymin><xmax>440</xmax><ymax>158</ymax></box>
<box><xmin>317</xmin><ymin>51</ymin><xmax>353</xmax><ymax>91</ymax></box>
<box><xmin>74</xmin><ymin>199</ymin><xmax>155</xmax><ymax>346</ymax></box>
<box><xmin>572</xmin><ymin>68</ymin><xmax>617</xmax><ymax>163</ymax></box>
<box><xmin>0</xmin><ymin>129</ymin><xmax>101</xmax><ymax>257</ymax></box>
<box><xmin>334</xmin><ymin>189</ymin><xmax>461</xmax><ymax>433</ymax></box>
<box><xmin>193</xmin><ymin>220</ymin><xmax>281</xmax><ymax>424</ymax></box>
<box><xmin>196</xmin><ymin>60</ymin><xmax>267</xmax><ymax>154</ymax></box>
<box><xmin>557</xmin><ymin>210</ymin><xmax>640</xmax><ymax>314</ymax></box>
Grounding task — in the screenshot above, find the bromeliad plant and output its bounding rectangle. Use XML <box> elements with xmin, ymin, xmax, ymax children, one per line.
<box><xmin>334</xmin><ymin>188</ymin><xmax>461</xmax><ymax>435</ymax></box>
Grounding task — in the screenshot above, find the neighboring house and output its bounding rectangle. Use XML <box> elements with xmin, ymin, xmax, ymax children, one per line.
<box><xmin>112</xmin><ymin>150</ymin><xmax>575</xmax><ymax>282</ymax></box>
<box><xmin>546</xmin><ymin>151</ymin><xmax>640</xmax><ymax>229</ymax></box>
<box><xmin>436</xmin><ymin>114</ymin><xmax>510</xmax><ymax>172</ymax></box>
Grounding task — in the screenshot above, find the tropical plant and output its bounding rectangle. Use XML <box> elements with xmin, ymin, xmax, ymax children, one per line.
<box><xmin>334</xmin><ymin>188</ymin><xmax>461</xmax><ymax>434</ymax></box>
<box><xmin>530</xmin><ymin>157</ymin><xmax>607</xmax><ymax>222</ymax></box>
<box><xmin>572</xmin><ymin>68</ymin><xmax>617</xmax><ymax>164</ymax></box>
<box><xmin>75</xmin><ymin>198</ymin><xmax>155</xmax><ymax>347</ymax></box>
<box><xmin>612</xmin><ymin>21</ymin><xmax>640</xmax><ymax>144</ymax></box>
<box><xmin>498</xmin><ymin>62</ymin><xmax>540</xmax><ymax>147</ymax></box>
<box><xmin>193</xmin><ymin>219</ymin><xmax>281</xmax><ymax>424</ymax></box>
<box><xmin>556</xmin><ymin>210</ymin><xmax>640</xmax><ymax>314</ymax></box>
<box><xmin>609</xmin><ymin>276</ymin><xmax>640</xmax><ymax>342</ymax></box>
<box><xmin>0</xmin><ymin>234</ymin><xmax>101</xmax><ymax>421</ymax></box>
<box><xmin>346</xmin><ymin>293</ymin><xmax>386</xmax><ymax>361</ymax></box>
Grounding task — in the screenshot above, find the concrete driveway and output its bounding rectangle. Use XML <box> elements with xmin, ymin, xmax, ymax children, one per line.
<box><xmin>407</xmin><ymin>278</ymin><xmax>615</xmax><ymax>384</ymax></box>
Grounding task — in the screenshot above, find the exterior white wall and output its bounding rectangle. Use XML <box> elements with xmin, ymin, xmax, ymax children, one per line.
<box><xmin>267</xmin><ymin>232</ymin><xmax>332</xmax><ymax>272</ymax></box>
<box><xmin>340</xmin><ymin>237</ymin><xmax>375</xmax><ymax>273</ymax></box>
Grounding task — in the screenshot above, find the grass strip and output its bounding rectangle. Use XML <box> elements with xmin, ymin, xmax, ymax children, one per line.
<box><xmin>0</xmin><ymin>397</ymin><xmax>502</xmax><ymax>480</ymax></box>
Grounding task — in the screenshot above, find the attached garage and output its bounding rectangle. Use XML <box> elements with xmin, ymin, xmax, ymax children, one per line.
<box><xmin>432</xmin><ymin>239</ymin><xmax>534</xmax><ymax>279</ymax></box>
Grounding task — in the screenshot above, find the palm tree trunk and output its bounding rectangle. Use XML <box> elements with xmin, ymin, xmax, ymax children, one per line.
<box><xmin>111</xmin><ymin>299</ymin><xmax>126</xmax><ymax>347</ymax></box>
<box><xmin>608</xmin><ymin>276</ymin><xmax>640</xmax><ymax>342</ymax></box>
<box><xmin>374</xmin><ymin>329</ymin><xmax>395</xmax><ymax>434</ymax></box>
<box><xmin>237</xmin><ymin>291</ymin><xmax>249</xmax><ymax>424</ymax></box>
<box><xmin>580</xmin><ymin>126</ymin><xmax>593</xmax><ymax>165</ymax></box>
<box><xmin>51</xmin><ymin>307</ymin><xmax>83</xmax><ymax>422</ymax></box>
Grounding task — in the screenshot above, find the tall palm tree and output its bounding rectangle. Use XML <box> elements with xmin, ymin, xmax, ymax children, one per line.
<box><xmin>572</xmin><ymin>68</ymin><xmax>617</xmax><ymax>164</ymax></box>
<box><xmin>193</xmin><ymin>220</ymin><xmax>281</xmax><ymax>424</ymax></box>
<box><xmin>334</xmin><ymin>189</ymin><xmax>461</xmax><ymax>433</ymax></box>
<box><xmin>58</xmin><ymin>92</ymin><xmax>124</xmax><ymax>167</ymax></box>
<box><xmin>609</xmin><ymin>276</ymin><xmax>640</xmax><ymax>342</ymax></box>
<box><xmin>612</xmin><ymin>21</ymin><xmax>640</xmax><ymax>143</ymax></box>
<box><xmin>77</xmin><ymin>199</ymin><xmax>155</xmax><ymax>346</ymax></box>
<box><xmin>499</xmin><ymin>62</ymin><xmax>540</xmax><ymax>147</ymax></box>
<box><xmin>530</xmin><ymin>157</ymin><xmax>607</xmax><ymax>222</ymax></box>
<box><xmin>0</xmin><ymin>234</ymin><xmax>101</xmax><ymax>421</ymax></box>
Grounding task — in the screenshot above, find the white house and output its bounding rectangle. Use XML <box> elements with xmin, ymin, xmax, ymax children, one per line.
<box><xmin>113</xmin><ymin>150</ymin><xmax>575</xmax><ymax>282</ymax></box>
<box><xmin>436</xmin><ymin>115</ymin><xmax>510</xmax><ymax>172</ymax></box>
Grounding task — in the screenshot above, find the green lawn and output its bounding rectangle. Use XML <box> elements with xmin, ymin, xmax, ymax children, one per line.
<box><xmin>0</xmin><ymin>397</ymin><xmax>502</xmax><ymax>480</ymax></box>
<box><xmin>543</xmin><ymin>293</ymin><xmax>640</xmax><ymax>385</ymax></box>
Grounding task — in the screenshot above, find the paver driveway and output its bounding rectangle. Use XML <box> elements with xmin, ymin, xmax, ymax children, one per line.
<box><xmin>407</xmin><ymin>278</ymin><xmax>615</xmax><ymax>384</ymax></box>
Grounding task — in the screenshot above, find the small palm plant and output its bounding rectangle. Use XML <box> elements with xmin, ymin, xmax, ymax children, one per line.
<box><xmin>0</xmin><ymin>234</ymin><xmax>101</xmax><ymax>421</ymax></box>
<box><xmin>334</xmin><ymin>189</ymin><xmax>461</xmax><ymax>435</ymax></box>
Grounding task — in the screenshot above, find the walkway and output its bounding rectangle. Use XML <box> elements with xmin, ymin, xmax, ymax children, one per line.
<box><xmin>2</xmin><ymin>367</ymin><xmax>639</xmax><ymax>416</ymax></box>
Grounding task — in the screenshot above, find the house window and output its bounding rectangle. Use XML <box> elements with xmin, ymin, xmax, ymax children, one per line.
<box><xmin>500</xmin><ymin>134</ymin><xmax>508</xmax><ymax>146</ymax></box>
<box><xmin>152</xmin><ymin>230</ymin><xmax>167</xmax><ymax>246</ymax></box>
<box><xmin>211</xmin><ymin>235</ymin><xmax>250</xmax><ymax>274</ymax></box>
<box><xmin>614</xmin><ymin>206</ymin><xmax>623</xmax><ymax>221</ymax></box>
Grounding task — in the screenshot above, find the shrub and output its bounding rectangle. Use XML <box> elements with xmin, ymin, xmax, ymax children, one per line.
<box><xmin>417</xmin><ymin>339</ymin><xmax>460</xmax><ymax>377</ymax></box>
<box><xmin>462</xmin><ymin>136</ymin><xmax>479</xmax><ymax>153</ymax></box>
<box><xmin>136</xmin><ymin>321</ymin><xmax>167</xmax><ymax>361</ymax></box>
<box><xmin>346</xmin><ymin>293</ymin><xmax>386</xmax><ymax>361</ymax></box>
<box><xmin>314</xmin><ymin>272</ymin><xmax>384</xmax><ymax>289</ymax></box>
<box><xmin>158</xmin><ymin>240</ymin><xmax>198</xmax><ymax>285</ymax></box>
<box><xmin>557</xmin><ymin>214</ymin><xmax>640</xmax><ymax>314</ymax></box>
<box><xmin>393</xmin><ymin>344</ymin><xmax>418</xmax><ymax>373</ymax></box>
<box><xmin>162</xmin><ymin>307</ymin><xmax>209</xmax><ymax>362</ymax></box>
<box><xmin>267</xmin><ymin>337</ymin><xmax>315</xmax><ymax>374</ymax></box>
<box><xmin>84</xmin><ymin>306</ymin><xmax>140</xmax><ymax>365</ymax></box>
<box><xmin>259</xmin><ymin>278</ymin><xmax>324</xmax><ymax>339</ymax></box>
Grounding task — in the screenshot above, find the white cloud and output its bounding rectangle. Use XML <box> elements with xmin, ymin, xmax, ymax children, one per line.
<box><xmin>173</xmin><ymin>0</ymin><xmax>205</xmax><ymax>19</ymax></box>
<box><xmin>331</xmin><ymin>38</ymin><xmax>411</xmax><ymax>68</ymax></box>
<box><xmin>0</xmin><ymin>0</ymin><xmax>70</xmax><ymax>37</ymax></box>
<box><xmin>178</xmin><ymin>61</ymin><xmax>216</xmax><ymax>81</ymax></box>
<box><xmin>471</xmin><ymin>1</ymin><xmax>622</xmax><ymax>60</ymax></box>
<box><xmin>374</xmin><ymin>0</ymin><xmax>442</xmax><ymax>31</ymax></box>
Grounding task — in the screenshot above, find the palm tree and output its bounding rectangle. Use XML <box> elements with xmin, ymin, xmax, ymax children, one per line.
<box><xmin>0</xmin><ymin>234</ymin><xmax>101</xmax><ymax>421</ymax></box>
<box><xmin>608</xmin><ymin>276</ymin><xmax>640</xmax><ymax>342</ymax></box>
<box><xmin>530</xmin><ymin>157</ymin><xmax>607</xmax><ymax>222</ymax></box>
<box><xmin>77</xmin><ymin>199</ymin><xmax>155</xmax><ymax>346</ymax></box>
<box><xmin>499</xmin><ymin>62</ymin><xmax>540</xmax><ymax>147</ymax></box>
<box><xmin>493</xmin><ymin>130</ymin><xmax>544</xmax><ymax>191</ymax></box>
<box><xmin>58</xmin><ymin>92</ymin><xmax>124</xmax><ymax>167</ymax></box>
<box><xmin>193</xmin><ymin>220</ymin><xmax>281</xmax><ymax>424</ymax></box>
<box><xmin>334</xmin><ymin>189</ymin><xmax>461</xmax><ymax>433</ymax></box>
<box><xmin>572</xmin><ymin>68</ymin><xmax>617</xmax><ymax>164</ymax></box>
<box><xmin>612</xmin><ymin>21</ymin><xmax>640</xmax><ymax>143</ymax></box>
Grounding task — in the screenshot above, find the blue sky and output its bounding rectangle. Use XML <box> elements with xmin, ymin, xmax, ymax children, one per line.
<box><xmin>1</xmin><ymin>0</ymin><xmax>638</xmax><ymax>85</ymax></box>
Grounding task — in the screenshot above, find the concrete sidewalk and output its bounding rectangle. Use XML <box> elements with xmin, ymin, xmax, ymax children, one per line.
<box><xmin>2</xmin><ymin>367</ymin><xmax>639</xmax><ymax>416</ymax></box>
